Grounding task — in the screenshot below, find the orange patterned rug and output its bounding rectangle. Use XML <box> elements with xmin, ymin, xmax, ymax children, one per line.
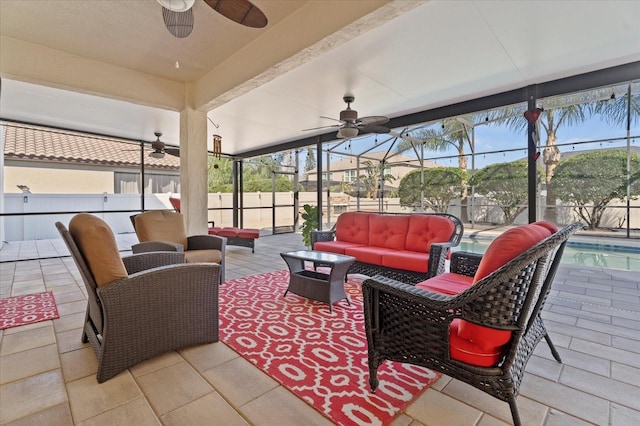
<box><xmin>0</xmin><ymin>291</ymin><xmax>60</xmax><ymax>330</ymax></box>
<box><xmin>219</xmin><ymin>270</ymin><xmax>440</xmax><ymax>426</ymax></box>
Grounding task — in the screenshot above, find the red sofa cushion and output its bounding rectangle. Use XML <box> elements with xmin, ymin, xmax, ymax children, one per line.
<box><xmin>314</xmin><ymin>241</ymin><xmax>365</xmax><ymax>255</ymax></box>
<box><xmin>237</xmin><ymin>228</ymin><xmax>260</xmax><ymax>239</ymax></box>
<box><xmin>344</xmin><ymin>246</ymin><xmax>397</xmax><ymax>266</ymax></box>
<box><xmin>405</xmin><ymin>214</ymin><xmax>456</xmax><ymax>253</ymax></box>
<box><xmin>369</xmin><ymin>214</ymin><xmax>410</xmax><ymax>250</ymax></box>
<box><xmin>217</xmin><ymin>227</ymin><xmax>241</xmax><ymax>237</ymax></box>
<box><xmin>381</xmin><ymin>250</ymin><xmax>430</xmax><ymax>273</ymax></box>
<box><xmin>208</xmin><ymin>227</ymin><xmax>222</xmax><ymax>235</ymax></box>
<box><xmin>449</xmin><ymin>319</ymin><xmax>509</xmax><ymax>367</ymax></box>
<box><xmin>416</xmin><ymin>272</ymin><xmax>473</xmax><ymax>295</ymax></box>
<box><xmin>335</xmin><ymin>212</ymin><xmax>370</xmax><ymax>245</ymax></box>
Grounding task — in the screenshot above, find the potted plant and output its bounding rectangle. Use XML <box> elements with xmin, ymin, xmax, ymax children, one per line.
<box><xmin>300</xmin><ymin>204</ymin><xmax>319</xmax><ymax>248</ymax></box>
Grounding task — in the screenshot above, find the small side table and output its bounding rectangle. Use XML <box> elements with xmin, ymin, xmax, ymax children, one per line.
<box><xmin>280</xmin><ymin>250</ymin><xmax>355</xmax><ymax>312</ymax></box>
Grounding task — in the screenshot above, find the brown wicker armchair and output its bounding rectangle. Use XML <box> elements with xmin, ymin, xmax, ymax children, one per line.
<box><xmin>131</xmin><ymin>210</ymin><xmax>226</xmax><ymax>283</ymax></box>
<box><xmin>56</xmin><ymin>214</ymin><xmax>220</xmax><ymax>383</ymax></box>
<box><xmin>362</xmin><ymin>222</ymin><xmax>583</xmax><ymax>426</ymax></box>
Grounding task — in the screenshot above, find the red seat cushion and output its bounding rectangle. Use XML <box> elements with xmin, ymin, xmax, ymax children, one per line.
<box><xmin>335</xmin><ymin>212</ymin><xmax>370</xmax><ymax>245</ymax></box>
<box><xmin>405</xmin><ymin>214</ymin><xmax>456</xmax><ymax>253</ymax></box>
<box><xmin>237</xmin><ymin>229</ymin><xmax>259</xmax><ymax>239</ymax></box>
<box><xmin>381</xmin><ymin>250</ymin><xmax>430</xmax><ymax>273</ymax></box>
<box><xmin>416</xmin><ymin>272</ymin><xmax>473</xmax><ymax>295</ymax></box>
<box><xmin>449</xmin><ymin>319</ymin><xmax>509</xmax><ymax>367</ymax></box>
<box><xmin>314</xmin><ymin>241</ymin><xmax>365</xmax><ymax>255</ymax></box>
<box><xmin>369</xmin><ymin>214</ymin><xmax>409</xmax><ymax>250</ymax></box>
<box><xmin>217</xmin><ymin>227</ymin><xmax>241</xmax><ymax>238</ymax></box>
<box><xmin>208</xmin><ymin>227</ymin><xmax>222</xmax><ymax>235</ymax></box>
<box><xmin>344</xmin><ymin>246</ymin><xmax>397</xmax><ymax>266</ymax></box>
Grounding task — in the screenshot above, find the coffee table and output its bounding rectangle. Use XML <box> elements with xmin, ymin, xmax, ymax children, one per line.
<box><xmin>280</xmin><ymin>250</ymin><xmax>356</xmax><ymax>312</ymax></box>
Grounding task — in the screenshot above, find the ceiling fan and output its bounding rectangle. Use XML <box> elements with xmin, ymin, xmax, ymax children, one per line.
<box><xmin>158</xmin><ymin>0</ymin><xmax>268</xmax><ymax>38</ymax></box>
<box><xmin>303</xmin><ymin>96</ymin><xmax>391</xmax><ymax>139</ymax></box>
<box><xmin>149</xmin><ymin>132</ymin><xmax>180</xmax><ymax>158</ymax></box>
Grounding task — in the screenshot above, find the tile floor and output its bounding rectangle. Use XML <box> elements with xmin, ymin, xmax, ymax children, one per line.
<box><xmin>1</xmin><ymin>232</ymin><xmax>639</xmax><ymax>425</ymax></box>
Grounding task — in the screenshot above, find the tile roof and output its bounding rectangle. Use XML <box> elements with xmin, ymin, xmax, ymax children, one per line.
<box><xmin>2</xmin><ymin>123</ymin><xmax>180</xmax><ymax>170</ymax></box>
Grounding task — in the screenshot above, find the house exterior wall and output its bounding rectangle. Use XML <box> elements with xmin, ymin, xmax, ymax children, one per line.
<box><xmin>4</xmin><ymin>165</ymin><xmax>113</xmax><ymax>194</ymax></box>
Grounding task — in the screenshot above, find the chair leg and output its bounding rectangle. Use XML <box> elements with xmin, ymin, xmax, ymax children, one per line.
<box><xmin>544</xmin><ymin>333</ymin><xmax>562</xmax><ymax>363</ymax></box>
<box><xmin>369</xmin><ymin>366</ymin><xmax>379</xmax><ymax>393</ymax></box>
<box><xmin>508</xmin><ymin>398</ymin><xmax>522</xmax><ymax>426</ymax></box>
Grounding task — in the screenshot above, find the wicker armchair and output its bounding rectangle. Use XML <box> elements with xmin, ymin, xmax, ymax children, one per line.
<box><xmin>362</xmin><ymin>222</ymin><xmax>583</xmax><ymax>426</ymax></box>
<box><xmin>131</xmin><ymin>210</ymin><xmax>226</xmax><ymax>283</ymax></box>
<box><xmin>56</xmin><ymin>216</ymin><xmax>220</xmax><ymax>383</ymax></box>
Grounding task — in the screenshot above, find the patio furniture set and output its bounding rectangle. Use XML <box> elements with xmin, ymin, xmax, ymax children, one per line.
<box><xmin>57</xmin><ymin>209</ymin><xmax>582</xmax><ymax>426</ymax></box>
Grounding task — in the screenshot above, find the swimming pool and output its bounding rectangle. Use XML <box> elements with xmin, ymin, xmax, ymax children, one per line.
<box><xmin>456</xmin><ymin>239</ymin><xmax>640</xmax><ymax>272</ymax></box>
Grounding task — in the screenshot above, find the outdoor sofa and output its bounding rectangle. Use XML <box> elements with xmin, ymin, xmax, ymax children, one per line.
<box><xmin>311</xmin><ymin>211</ymin><xmax>463</xmax><ymax>283</ymax></box>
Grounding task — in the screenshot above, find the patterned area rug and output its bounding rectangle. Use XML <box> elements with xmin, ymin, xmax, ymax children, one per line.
<box><xmin>219</xmin><ymin>270</ymin><xmax>440</xmax><ymax>426</ymax></box>
<box><xmin>0</xmin><ymin>291</ymin><xmax>60</xmax><ymax>330</ymax></box>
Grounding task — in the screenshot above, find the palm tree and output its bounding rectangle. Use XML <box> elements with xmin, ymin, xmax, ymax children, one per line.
<box><xmin>356</xmin><ymin>160</ymin><xmax>395</xmax><ymax>200</ymax></box>
<box><xmin>395</xmin><ymin>119</ymin><xmax>473</xmax><ymax>221</ymax></box>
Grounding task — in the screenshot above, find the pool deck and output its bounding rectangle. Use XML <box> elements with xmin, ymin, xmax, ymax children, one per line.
<box><xmin>1</xmin><ymin>232</ymin><xmax>639</xmax><ymax>425</ymax></box>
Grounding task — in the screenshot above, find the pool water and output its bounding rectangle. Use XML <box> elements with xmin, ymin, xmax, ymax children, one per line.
<box><xmin>456</xmin><ymin>239</ymin><xmax>640</xmax><ymax>272</ymax></box>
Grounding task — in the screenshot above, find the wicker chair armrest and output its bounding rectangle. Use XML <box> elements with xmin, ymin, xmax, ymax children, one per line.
<box><xmin>122</xmin><ymin>252</ymin><xmax>185</xmax><ymax>275</ymax></box>
<box><xmin>132</xmin><ymin>241</ymin><xmax>184</xmax><ymax>254</ymax></box>
<box><xmin>427</xmin><ymin>241</ymin><xmax>458</xmax><ymax>279</ymax></box>
<box><xmin>187</xmin><ymin>234</ymin><xmax>226</xmax><ymax>251</ymax></box>
<box><xmin>363</xmin><ymin>275</ymin><xmax>454</xmax><ymax>306</ymax></box>
<box><xmin>311</xmin><ymin>229</ymin><xmax>336</xmax><ymax>245</ymax></box>
<box><xmin>450</xmin><ymin>251</ymin><xmax>483</xmax><ymax>277</ymax></box>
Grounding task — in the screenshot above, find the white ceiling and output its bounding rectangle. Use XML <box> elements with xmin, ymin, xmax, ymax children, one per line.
<box><xmin>1</xmin><ymin>0</ymin><xmax>639</xmax><ymax>156</ymax></box>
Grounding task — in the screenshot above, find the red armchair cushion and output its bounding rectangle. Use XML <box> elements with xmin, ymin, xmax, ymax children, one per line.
<box><xmin>314</xmin><ymin>241</ymin><xmax>365</xmax><ymax>255</ymax></box>
<box><xmin>449</xmin><ymin>319</ymin><xmax>509</xmax><ymax>367</ymax></box>
<box><xmin>472</xmin><ymin>222</ymin><xmax>556</xmax><ymax>284</ymax></box>
<box><xmin>335</xmin><ymin>212</ymin><xmax>370</xmax><ymax>245</ymax></box>
<box><xmin>416</xmin><ymin>272</ymin><xmax>473</xmax><ymax>295</ymax></box>
<box><xmin>369</xmin><ymin>214</ymin><xmax>410</xmax><ymax>250</ymax></box>
<box><xmin>405</xmin><ymin>214</ymin><xmax>456</xmax><ymax>253</ymax></box>
<box><xmin>382</xmin><ymin>250</ymin><xmax>431</xmax><ymax>273</ymax></box>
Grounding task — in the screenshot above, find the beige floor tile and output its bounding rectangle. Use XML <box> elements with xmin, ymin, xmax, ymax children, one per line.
<box><xmin>388</xmin><ymin>413</ymin><xmax>417</xmax><ymax>426</ymax></box>
<box><xmin>56</xmin><ymin>327</ymin><xmax>87</xmax><ymax>354</ymax></box>
<box><xmin>66</xmin><ymin>372</ymin><xmax>142</xmax><ymax>423</ymax></box>
<box><xmin>0</xmin><ymin>325</ymin><xmax>56</xmax><ymax>356</ymax></box>
<box><xmin>56</xmin><ymin>300</ymin><xmax>87</xmax><ymax>317</ymax></box>
<box><xmin>135</xmin><ymin>360</ymin><xmax>213</xmax><ymax>416</ymax></box>
<box><xmin>544</xmin><ymin>408</ymin><xmax>594</xmax><ymax>426</ymax></box>
<box><xmin>0</xmin><ymin>369</ymin><xmax>68</xmax><ymax>424</ymax></box>
<box><xmin>77</xmin><ymin>397</ymin><xmax>161</xmax><ymax>426</ymax></box>
<box><xmin>610</xmin><ymin>403</ymin><xmax>640</xmax><ymax>426</ymax></box>
<box><xmin>0</xmin><ymin>343</ymin><xmax>61</xmax><ymax>385</ymax></box>
<box><xmin>53</xmin><ymin>311</ymin><xmax>85</xmax><ymax>334</ymax></box>
<box><xmin>60</xmin><ymin>347</ymin><xmax>98</xmax><ymax>383</ymax></box>
<box><xmin>129</xmin><ymin>351</ymin><xmax>182</xmax><ymax>377</ymax></box>
<box><xmin>11</xmin><ymin>284</ymin><xmax>46</xmax><ymax>296</ymax></box>
<box><xmin>201</xmin><ymin>356</ymin><xmax>278</xmax><ymax>407</ymax></box>
<box><xmin>477</xmin><ymin>414</ymin><xmax>511</xmax><ymax>426</ymax></box>
<box><xmin>179</xmin><ymin>341</ymin><xmax>239</xmax><ymax>372</ymax></box>
<box><xmin>1</xmin><ymin>318</ymin><xmax>50</xmax><ymax>335</ymax></box>
<box><xmin>405</xmin><ymin>388</ymin><xmax>482</xmax><ymax>426</ymax></box>
<box><xmin>161</xmin><ymin>393</ymin><xmax>250</xmax><ymax>426</ymax></box>
<box><xmin>241</xmin><ymin>386</ymin><xmax>333</xmax><ymax>426</ymax></box>
<box><xmin>3</xmin><ymin>402</ymin><xmax>73</xmax><ymax>426</ymax></box>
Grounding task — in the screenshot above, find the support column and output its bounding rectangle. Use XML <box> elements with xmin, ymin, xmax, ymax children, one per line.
<box><xmin>180</xmin><ymin>107</ymin><xmax>208</xmax><ymax>236</ymax></box>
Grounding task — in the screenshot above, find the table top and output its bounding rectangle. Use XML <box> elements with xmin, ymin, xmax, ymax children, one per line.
<box><xmin>281</xmin><ymin>250</ymin><xmax>355</xmax><ymax>264</ymax></box>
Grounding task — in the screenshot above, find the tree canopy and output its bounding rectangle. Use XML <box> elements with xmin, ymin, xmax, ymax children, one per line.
<box><xmin>398</xmin><ymin>167</ymin><xmax>467</xmax><ymax>213</ymax></box>
<box><xmin>551</xmin><ymin>150</ymin><xmax>640</xmax><ymax>229</ymax></box>
<box><xmin>471</xmin><ymin>160</ymin><xmax>534</xmax><ymax>224</ymax></box>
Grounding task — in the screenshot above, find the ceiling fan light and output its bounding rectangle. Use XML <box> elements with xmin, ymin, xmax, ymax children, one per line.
<box><xmin>337</xmin><ymin>127</ymin><xmax>358</xmax><ymax>139</ymax></box>
<box><xmin>157</xmin><ymin>0</ymin><xmax>195</xmax><ymax>12</ymax></box>
<box><xmin>150</xmin><ymin>151</ymin><xmax>165</xmax><ymax>159</ymax></box>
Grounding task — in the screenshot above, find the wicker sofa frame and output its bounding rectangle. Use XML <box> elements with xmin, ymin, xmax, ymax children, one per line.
<box><xmin>311</xmin><ymin>212</ymin><xmax>464</xmax><ymax>283</ymax></box>
<box><xmin>56</xmin><ymin>221</ymin><xmax>221</xmax><ymax>383</ymax></box>
<box><xmin>362</xmin><ymin>222</ymin><xmax>583</xmax><ymax>426</ymax></box>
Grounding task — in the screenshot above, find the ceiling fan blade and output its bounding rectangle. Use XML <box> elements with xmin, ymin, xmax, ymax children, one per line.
<box><xmin>301</xmin><ymin>124</ymin><xmax>340</xmax><ymax>131</ymax></box>
<box><xmin>165</xmin><ymin>147</ymin><xmax>180</xmax><ymax>157</ymax></box>
<box><xmin>359</xmin><ymin>124</ymin><xmax>390</xmax><ymax>134</ymax></box>
<box><xmin>204</xmin><ymin>0</ymin><xmax>268</xmax><ymax>28</ymax></box>
<box><xmin>358</xmin><ymin>115</ymin><xmax>389</xmax><ymax>126</ymax></box>
<box><xmin>162</xmin><ymin>7</ymin><xmax>194</xmax><ymax>38</ymax></box>
<box><xmin>319</xmin><ymin>115</ymin><xmax>344</xmax><ymax>123</ymax></box>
